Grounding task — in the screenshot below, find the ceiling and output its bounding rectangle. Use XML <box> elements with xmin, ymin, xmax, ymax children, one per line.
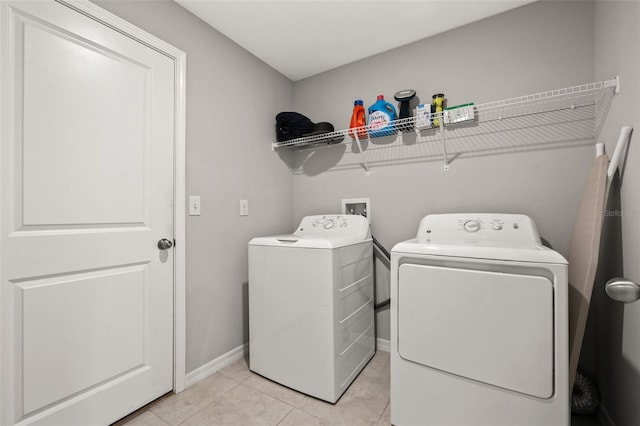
<box><xmin>175</xmin><ymin>0</ymin><xmax>537</xmax><ymax>81</ymax></box>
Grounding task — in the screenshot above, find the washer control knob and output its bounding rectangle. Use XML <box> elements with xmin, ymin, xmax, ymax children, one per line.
<box><xmin>323</xmin><ymin>220</ymin><xmax>335</xmax><ymax>229</ymax></box>
<box><xmin>491</xmin><ymin>222</ymin><xmax>503</xmax><ymax>231</ymax></box>
<box><xmin>464</xmin><ymin>220</ymin><xmax>481</xmax><ymax>233</ymax></box>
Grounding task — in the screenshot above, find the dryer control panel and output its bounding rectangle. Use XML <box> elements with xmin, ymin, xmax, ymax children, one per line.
<box><xmin>416</xmin><ymin>213</ymin><xmax>541</xmax><ymax>244</ymax></box>
<box><xmin>295</xmin><ymin>214</ymin><xmax>370</xmax><ymax>238</ymax></box>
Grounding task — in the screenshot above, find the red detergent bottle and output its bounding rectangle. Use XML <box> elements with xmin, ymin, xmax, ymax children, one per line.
<box><xmin>349</xmin><ymin>100</ymin><xmax>367</xmax><ymax>140</ymax></box>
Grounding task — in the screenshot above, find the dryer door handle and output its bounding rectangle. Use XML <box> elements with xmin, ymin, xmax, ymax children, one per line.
<box><xmin>605</xmin><ymin>277</ymin><xmax>640</xmax><ymax>303</ymax></box>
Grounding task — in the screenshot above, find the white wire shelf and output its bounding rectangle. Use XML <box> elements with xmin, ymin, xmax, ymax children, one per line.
<box><xmin>273</xmin><ymin>77</ymin><xmax>619</xmax><ymax>173</ymax></box>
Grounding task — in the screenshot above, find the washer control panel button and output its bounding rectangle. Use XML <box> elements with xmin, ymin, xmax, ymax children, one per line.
<box><xmin>491</xmin><ymin>220</ymin><xmax>504</xmax><ymax>231</ymax></box>
<box><xmin>463</xmin><ymin>220</ymin><xmax>482</xmax><ymax>233</ymax></box>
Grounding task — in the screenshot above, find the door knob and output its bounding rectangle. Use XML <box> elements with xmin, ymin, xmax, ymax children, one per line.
<box><xmin>605</xmin><ymin>277</ymin><xmax>640</xmax><ymax>303</ymax></box>
<box><xmin>157</xmin><ymin>238</ymin><xmax>173</xmax><ymax>250</ymax></box>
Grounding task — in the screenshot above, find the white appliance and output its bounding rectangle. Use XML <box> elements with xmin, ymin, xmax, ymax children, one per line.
<box><xmin>249</xmin><ymin>214</ymin><xmax>375</xmax><ymax>403</ymax></box>
<box><xmin>391</xmin><ymin>213</ymin><xmax>569</xmax><ymax>426</ymax></box>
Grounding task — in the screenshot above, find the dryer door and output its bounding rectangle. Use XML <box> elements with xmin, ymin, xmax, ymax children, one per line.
<box><xmin>398</xmin><ymin>263</ymin><xmax>554</xmax><ymax>398</ymax></box>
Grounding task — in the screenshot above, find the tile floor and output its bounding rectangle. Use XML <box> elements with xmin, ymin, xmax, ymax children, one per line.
<box><xmin>116</xmin><ymin>350</ymin><xmax>602</xmax><ymax>426</ymax></box>
<box><xmin>115</xmin><ymin>351</ymin><xmax>390</xmax><ymax>426</ymax></box>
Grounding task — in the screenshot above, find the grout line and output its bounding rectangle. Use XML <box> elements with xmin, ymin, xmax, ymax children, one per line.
<box><xmin>376</xmin><ymin>400</ymin><xmax>391</xmax><ymax>426</ymax></box>
<box><xmin>113</xmin><ymin>392</ymin><xmax>174</xmax><ymax>425</ymax></box>
<box><xmin>173</xmin><ymin>380</ymin><xmax>244</xmax><ymax>426</ymax></box>
<box><xmin>159</xmin><ymin>352</ymin><xmax>391</xmax><ymax>426</ymax></box>
<box><xmin>242</xmin><ymin>376</ymin><xmax>307</xmax><ymax>408</ymax></box>
<box><xmin>275</xmin><ymin>404</ymin><xmax>296</xmax><ymax>425</ymax></box>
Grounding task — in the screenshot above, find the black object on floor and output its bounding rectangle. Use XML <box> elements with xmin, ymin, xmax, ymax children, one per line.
<box><xmin>571</xmin><ymin>370</ymin><xmax>600</xmax><ymax>415</ymax></box>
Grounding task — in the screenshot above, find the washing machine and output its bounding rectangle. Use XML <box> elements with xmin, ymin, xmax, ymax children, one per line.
<box><xmin>249</xmin><ymin>214</ymin><xmax>374</xmax><ymax>403</ymax></box>
<box><xmin>391</xmin><ymin>213</ymin><xmax>569</xmax><ymax>426</ymax></box>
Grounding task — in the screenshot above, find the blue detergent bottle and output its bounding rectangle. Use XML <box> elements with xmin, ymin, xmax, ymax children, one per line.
<box><xmin>367</xmin><ymin>95</ymin><xmax>397</xmax><ymax>137</ymax></box>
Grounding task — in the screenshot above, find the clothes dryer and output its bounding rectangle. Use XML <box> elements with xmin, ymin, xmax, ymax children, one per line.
<box><xmin>249</xmin><ymin>214</ymin><xmax>374</xmax><ymax>403</ymax></box>
<box><xmin>391</xmin><ymin>213</ymin><xmax>568</xmax><ymax>425</ymax></box>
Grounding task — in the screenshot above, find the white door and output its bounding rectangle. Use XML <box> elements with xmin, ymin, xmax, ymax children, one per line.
<box><xmin>1</xmin><ymin>1</ymin><xmax>175</xmax><ymax>424</ymax></box>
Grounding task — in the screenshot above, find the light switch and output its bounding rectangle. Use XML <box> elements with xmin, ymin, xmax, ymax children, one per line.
<box><xmin>240</xmin><ymin>199</ymin><xmax>248</xmax><ymax>216</ymax></box>
<box><xmin>189</xmin><ymin>196</ymin><xmax>201</xmax><ymax>216</ymax></box>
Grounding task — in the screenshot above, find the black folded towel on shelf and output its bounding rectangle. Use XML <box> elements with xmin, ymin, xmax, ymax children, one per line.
<box><xmin>275</xmin><ymin>112</ymin><xmax>314</xmax><ymax>141</ymax></box>
<box><xmin>275</xmin><ymin>112</ymin><xmax>343</xmax><ymax>144</ymax></box>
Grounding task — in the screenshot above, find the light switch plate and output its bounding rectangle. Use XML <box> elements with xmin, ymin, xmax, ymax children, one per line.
<box><xmin>240</xmin><ymin>199</ymin><xmax>248</xmax><ymax>216</ymax></box>
<box><xmin>189</xmin><ymin>196</ymin><xmax>201</xmax><ymax>216</ymax></box>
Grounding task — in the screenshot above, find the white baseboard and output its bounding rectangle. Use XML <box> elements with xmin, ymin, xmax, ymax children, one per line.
<box><xmin>377</xmin><ymin>338</ymin><xmax>390</xmax><ymax>352</ymax></box>
<box><xmin>185</xmin><ymin>343</ymin><xmax>248</xmax><ymax>388</ymax></box>
<box><xmin>598</xmin><ymin>403</ymin><xmax>616</xmax><ymax>426</ymax></box>
<box><xmin>186</xmin><ymin>339</ymin><xmax>388</xmax><ymax>389</ymax></box>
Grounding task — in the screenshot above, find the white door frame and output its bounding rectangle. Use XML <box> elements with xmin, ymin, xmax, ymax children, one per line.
<box><xmin>0</xmin><ymin>0</ymin><xmax>188</xmax><ymax>405</ymax></box>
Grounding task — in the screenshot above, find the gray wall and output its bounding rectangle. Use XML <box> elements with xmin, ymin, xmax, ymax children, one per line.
<box><xmin>94</xmin><ymin>0</ymin><xmax>294</xmax><ymax>373</ymax></box>
<box><xmin>93</xmin><ymin>6</ymin><xmax>640</xmax><ymax>421</ymax></box>
<box><xmin>593</xmin><ymin>1</ymin><xmax>640</xmax><ymax>425</ymax></box>
<box><xmin>291</xmin><ymin>0</ymin><xmax>596</xmax><ymax>340</ymax></box>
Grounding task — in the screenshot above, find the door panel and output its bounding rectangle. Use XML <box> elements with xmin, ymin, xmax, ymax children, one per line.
<box><xmin>1</xmin><ymin>1</ymin><xmax>175</xmax><ymax>424</ymax></box>
<box><xmin>22</xmin><ymin>18</ymin><xmax>147</xmax><ymax>226</ymax></box>
<box><xmin>22</xmin><ymin>266</ymin><xmax>146</xmax><ymax>413</ymax></box>
<box><xmin>398</xmin><ymin>263</ymin><xmax>554</xmax><ymax>399</ymax></box>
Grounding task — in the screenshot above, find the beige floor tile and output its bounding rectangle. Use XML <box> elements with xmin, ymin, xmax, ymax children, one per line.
<box><xmin>376</xmin><ymin>402</ymin><xmax>390</xmax><ymax>426</ymax></box>
<box><xmin>149</xmin><ymin>373</ymin><xmax>238</xmax><ymax>425</ymax></box>
<box><xmin>278</xmin><ymin>408</ymin><xmax>328</xmax><ymax>426</ymax></box>
<box><xmin>295</xmin><ymin>353</ymin><xmax>389</xmax><ymax>425</ymax></box>
<box><xmin>116</xmin><ymin>349</ymin><xmax>390</xmax><ymax>426</ymax></box>
<box><xmin>181</xmin><ymin>384</ymin><xmax>293</xmax><ymax>426</ymax></box>
<box><xmin>117</xmin><ymin>410</ymin><xmax>169</xmax><ymax>426</ymax></box>
<box><xmin>339</xmin><ymin>352</ymin><xmax>390</xmax><ymax>407</ymax></box>
<box><xmin>243</xmin><ymin>374</ymin><xmax>307</xmax><ymax>407</ymax></box>
<box><xmin>359</xmin><ymin>351</ymin><xmax>390</xmax><ymax>382</ymax></box>
<box><xmin>344</xmin><ymin>374</ymin><xmax>389</xmax><ymax>403</ymax></box>
<box><xmin>296</xmin><ymin>396</ymin><xmax>384</xmax><ymax>426</ymax></box>
<box><xmin>218</xmin><ymin>356</ymin><xmax>253</xmax><ymax>383</ymax></box>
<box><xmin>372</xmin><ymin>351</ymin><xmax>391</xmax><ymax>368</ymax></box>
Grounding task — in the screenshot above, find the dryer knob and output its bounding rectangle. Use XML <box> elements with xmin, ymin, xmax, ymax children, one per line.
<box><xmin>464</xmin><ymin>220</ymin><xmax>481</xmax><ymax>233</ymax></box>
<box><xmin>324</xmin><ymin>220</ymin><xmax>335</xmax><ymax>229</ymax></box>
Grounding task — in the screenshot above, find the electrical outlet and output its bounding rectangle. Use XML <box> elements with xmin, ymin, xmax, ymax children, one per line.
<box><xmin>189</xmin><ymin>196</ymin><xmax>201</xmax><ymax>216</ymax></box>
<box><xmin>240</xmin><ymin>199</ymin><xmax>249</xmax><ymax>216</ymax></box>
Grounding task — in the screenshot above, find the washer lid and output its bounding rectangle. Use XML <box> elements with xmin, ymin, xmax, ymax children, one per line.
<box><xmin>249</xmin><ymin>234</ymin><xmax>371</xmax><ymax>249</ymax></box>
<box><xmin>249</xmin><ymin>214</ymin><xmax>371</xmax><ymax>249</ymax></box>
